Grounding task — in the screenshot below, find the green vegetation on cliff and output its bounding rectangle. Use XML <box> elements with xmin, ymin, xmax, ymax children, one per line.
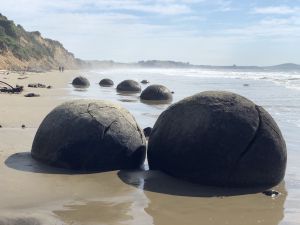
<box><xmin>0</xmin><ymin>13</ymin><xmax>83</xmax><ymax>70</ymax></box>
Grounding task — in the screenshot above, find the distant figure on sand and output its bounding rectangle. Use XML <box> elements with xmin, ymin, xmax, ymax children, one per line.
<box><xmin>59</xmin><ymin>66</ymin><xmax>64</xmax><ymax>72</ymax></box>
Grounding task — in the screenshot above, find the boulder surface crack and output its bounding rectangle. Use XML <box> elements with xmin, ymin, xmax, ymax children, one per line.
<box><xmin>87</xmin><ymin>103</ymin><xmax>98</xmax><ymax>121</ymax></box>
<box><xmin>101</xmin><ymin>121</ymin><xmax>116</xmax><ymax>139</ymax></box>
<box><xmin>86</xmin><ymin>103</ymin><xmax>144</xmax><ymax>142</ymax></box>
<box><xmin>228</xmin><ymin>105</ymin><xmax>262</xmax><ymax>181</ymax></box>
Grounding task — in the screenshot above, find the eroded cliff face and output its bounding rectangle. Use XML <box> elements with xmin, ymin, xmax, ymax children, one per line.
<box><xmin>0</xmin><ymin>14</ymin><xmax>85</xmax><ymax>70</ymax></box>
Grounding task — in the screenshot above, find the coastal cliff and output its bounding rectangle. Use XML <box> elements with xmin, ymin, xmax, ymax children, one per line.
<box><xmin>0</xmin><ymin>14</ymin><xmax>84</xmax><ymax>70</ymax></box>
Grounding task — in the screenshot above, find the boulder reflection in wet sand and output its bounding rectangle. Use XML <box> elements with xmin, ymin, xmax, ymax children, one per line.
<box><xmin>53</xmin><ymin>187</ymin><xmax>153</xmax><ymax>225</ymax></box>
<box><xmin>54</xmin><ymin>201</ymin><xmax>132</xmax><ymax>225</ymax></box>
<box><xmin>117</xmin><ymin>91</ymin><xmax>140</xmax><ymax>103</ymax></box>
<box><xmin>118</xmin><ymin>169</ymin><xmax>286</xmax><ymax>225</ymax></box>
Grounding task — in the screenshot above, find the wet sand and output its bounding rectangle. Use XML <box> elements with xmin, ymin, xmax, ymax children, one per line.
<box><xmin>0</xmin><ymin>70</ymin><xmax>298</xmax><ymax>225</ymax></box>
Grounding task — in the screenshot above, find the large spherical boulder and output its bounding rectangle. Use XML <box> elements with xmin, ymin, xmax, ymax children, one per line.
<box><xmin>99</xmin><ymin>78</ymin><xmax>114</xmax><ymax>87</ymax></box>
<box><xmin>140</xmin><ymin>84</ymin><xmax>173</xmax><ymax>102</ymax></box>
<box><xmin>72</xmin><ymin>76</ymin><xmax>90</xmax><ymax>88</ymax></box>
<box><xmin>148</xmin><ymin>91</ymin><xmax>287</xmax><ymax>188</ymax></box>
<box><xmin>117</xmin><ymin>80</ymin><xmax>141</xmax><ymax>93</ymax></box>
<box><xmin>31</xmin><ymin>100</ymin><xmax>146</xmax><ymax>171</ymax></box>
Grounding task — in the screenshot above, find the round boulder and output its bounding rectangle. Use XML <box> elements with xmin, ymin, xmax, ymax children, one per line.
<box><xmin>140</xmin><ymin>84</ymin><xmax>173</xmax><ymax>102</ymax></box>
<box><xmin>143</xmin><ymin>127</ymin><xmax>152</xmax><ymax>138</ymax></box>
<box><xmin>141</xmin><ymin>80</ymin><xmax>149</xmax><ymax>84</ymax></box>
<box><xmin>148</xmin><ymin>91</ymin><xmax>287</xmax><ymax>188</ymax></box>
<box><xmin>99</xmin><ymin>78</ymin><xmax>114</xmax><ymax>87</ymax></box>
<box><xmin>117</xmin><ymin>80</ymin><xmax>141</xmax><ymax>93</ymax></box>
<box><xmin>72</xmin><ymin>76</ymin><xmax>90</xmax><ymax>88</ymax></box>
<box><xmin>31</xmin><ymin>100</ymin><xmax>146</xmax><ymax>171</ymax></box>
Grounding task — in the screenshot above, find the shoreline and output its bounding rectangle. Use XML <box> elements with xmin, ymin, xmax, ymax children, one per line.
<box><xmin>0</xmin><ymin>69</ymin><xmax>299</xmax><ymax>225</ymax></box>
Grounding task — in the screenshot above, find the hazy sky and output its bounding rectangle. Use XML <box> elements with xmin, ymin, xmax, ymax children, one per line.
<box><xmin>1</xmin><ymin>0</ymin><xmax>300</xmax><ymax>65</ymax></box>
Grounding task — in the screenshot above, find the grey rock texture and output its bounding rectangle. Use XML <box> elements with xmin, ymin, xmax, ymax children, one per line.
<box><xmin>28</xmin><ymin>83</ymin><xmax>46</xmax><ymax>88</ymax></box>
<box><xmin>143</xmin><ymin>127</ymin><xmax>152</xmax><ymax>138</ymax></box>
<box><xmin>31</xmin><ymin>100</ymin><xmax>146</xmax><ymax>171</ymax></box>
<box><xmin>148</xmin><ymin>91</ymin><xmax>287</xmax><ymax>187</ymax></box>
<box><xmin>24</xmin><ymin>93</ymin><xmax>40</xmax><ymax>97</ymax></box>
<box><xmin>72</xmin><ymin>76</ymin><xmax>90</xmax><ymax>88</ymax></box>
<box><xmin>99</xmin><ymin>78</ymin><xmax>114</xmax><ymax>87</ymax></box>
<box><xmin>140</xmin><ymin>84</ymin><xmax>173</xmax><ymax>102</ymax></box>
<box><xmin>116</xmin><ymin>80</ymin><xmax>141</xmax><ymax>93</ymax></box>
<box><xmin>141</xmin><ymin>80</ymin><xmax>149</xmax><ymax>84</ymax></box>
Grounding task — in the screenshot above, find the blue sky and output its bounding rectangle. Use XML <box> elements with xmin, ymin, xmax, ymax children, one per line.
<box><xmin>1</xmin><ymin>0</ymin><xmax>300</xmax><ymax>65</ymax></box>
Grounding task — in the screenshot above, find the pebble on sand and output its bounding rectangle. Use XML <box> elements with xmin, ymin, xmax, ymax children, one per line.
<box><xmin>141</xmin><ymin>80</ymin><xmax>149</xmax><ymax>84</ymax></box>
<box><xmin>24</xmin><ymin>93</ymin><xmax>40</xmax><ymax>97</ymax></box>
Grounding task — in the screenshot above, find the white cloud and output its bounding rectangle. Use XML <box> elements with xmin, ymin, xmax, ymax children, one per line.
<box><xmin>121</xmin><ymin>3</ymin><xmax>192</xmax><ymax>15</ymax></box>
<box><xmin>1</xmin><ymin>0</ymin><xmax>194</xmax><ymax>16</ymax></box>
<box><xmin>1</xmin><ymin>0</ymin><xmax>300</xmax><ymax>65</ymax></box>
<box><xmin>259</xmin><ymin>18</ymin><xmax>291</xmax><ymax>26</ymax></box>
<box><xmin>222</xmin><ymin>17</ymin><xmax>300</xmax><ymax>39</ymax></box>
<box><xmin>253</xmin><ymin>6</ymin><xmax>299</xmax><ymax>15</ymax></box>
<box><xmin>49</xmin><ymin>0</ymin><xmax>192</xmax><ymax>15</ymax></box>
<box><xmin>176</xmin><ymin>15</ymin><xmax>205</xmax><ymax>21</ymax></box>
<box><xmin>214</xmin><ymin>0</ymin><xmax>234</xmax><ymax>12</ymax></box>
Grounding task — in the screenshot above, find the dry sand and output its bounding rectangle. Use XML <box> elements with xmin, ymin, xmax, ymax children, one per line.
<box><xmin>0</xmin><ymin>70</ymin><xmax>290</xmax><ymax>225</ymax></box>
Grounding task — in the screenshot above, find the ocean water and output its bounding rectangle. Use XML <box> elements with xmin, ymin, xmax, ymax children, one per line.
<box><xmin>68</xmin><ymin>68</ymin><xmax>300</xmax><ymax>224</ymax></box>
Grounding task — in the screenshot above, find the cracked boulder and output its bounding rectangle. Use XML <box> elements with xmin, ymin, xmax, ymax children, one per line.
<box><xmin>147</xmin><ymin>91</ymin><xmax>287</xmax><ymax>188</ymax></box>
<box><xmin>72</xmin><ymin>76</ymin><xmax>90</xmax><ymax>88</ymax></box>
<box><xmin>140</xmin><ymin>84</ymin><xmax>173</xmax><ymax>103</ymax></box>
<box><xmin>116</xmin><ymin>80</ymin><xmax>141</xmax><ymax>93</ymax></box>
<box><xmin>31</xmin><ymin>100</ymin><xmax>146</xmax><ymax>171</ymax></box>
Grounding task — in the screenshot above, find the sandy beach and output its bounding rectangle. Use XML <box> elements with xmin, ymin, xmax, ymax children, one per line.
<box><xmin>0</xmin><ymin>69</ymin><xmax>299</xmax><ymax>225</ymax></box>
